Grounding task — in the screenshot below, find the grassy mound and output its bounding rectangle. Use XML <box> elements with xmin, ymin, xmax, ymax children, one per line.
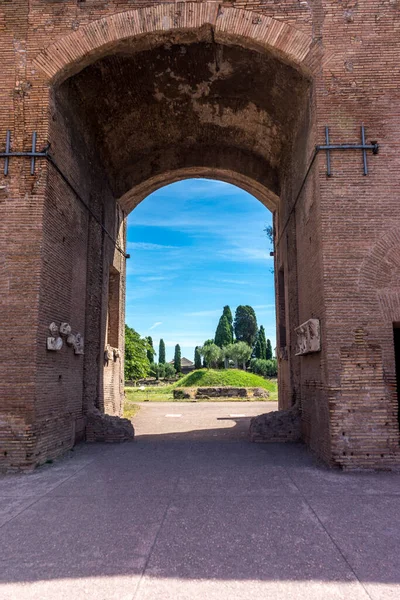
<box><xmin>173</xmin><ymin>369</ymin><xmax>276</xmax><ymax>392</ymax></box>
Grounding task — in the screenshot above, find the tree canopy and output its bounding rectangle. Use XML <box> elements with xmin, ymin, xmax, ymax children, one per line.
<box><xmin>250</xmin><ymin>358</ymin><xmax>277</xmax><ymax>377</ymax></box>
<box><xmin>194</xmin><ymin>346</ymin><xmax>202</xmax><ymax>369</ymax></box>
<box><xmin>158</xmin><ymin>338</ymin><xmax>166</xmax><ymax>364</ymax></box>
<box><xmin>223</xmin><ymin>305</ymin><xmax>233</xmax><ymax>325</ymax></box>
<box><xmin>224</xmin><ymin>342</ymin><xmax>252</xmax><ymax>370</ymax></box>
<box><xmin>234</xmin><ymin>305</ymin><xmax>258</xmax><ymax>347</ymax></box>
<box><xmin>215</xmin><ymin>314</ymin><xmax>233</xmax><ymax>348</ymax></box>
<box><xmin>164</xmin><ymin>363</ymin><xmax>176</xmax><ymax>379</ymax></box>
<box><xmin>254</xmin><ymin>326</ymin><xmax>267</xmax><ymax>360</ymax></box>
<box><xmin>125</xmin><ymin>325</ymin><xmax>151</xmax><ymax>381</ymax></box>
<box><xmin>200</xmin><ymin>343</ymin><xmax>222</xmax><ymax>369</ymax></box>
<box><xmin>174</xmin><ymin>344</ymin><xmax>181</xmax><ymax>372</ymax></box>
<box><xmin>266</xmin><ymin>338</ymin><xmax>273</xmax><ymax>360</ymax></box>
<box><xmin>146</xmin><ymin>336</ymin><xmax>155</xmax><ymax>363</ymax></box>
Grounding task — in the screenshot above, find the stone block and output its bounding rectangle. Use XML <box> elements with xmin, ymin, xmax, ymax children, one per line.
<box><xmin>249</xmin><ymin>407</ymin><xmax>301</xmax><ymax>443</ymax></box>
<box><xmin>85</xmin><ymin>409</ymin><xmax>134</xmax><ymax>443</ymax></box>
<box><xmin>295</xmin><ymin>319</ymin><xmax>321</xmax><ymax>356</ymax></box>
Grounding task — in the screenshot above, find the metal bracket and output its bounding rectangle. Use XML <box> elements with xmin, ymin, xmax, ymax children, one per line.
<box><xmin>316</xmin><ymin>125</ymin><xmax>379</xmax><ymax>176</ymax></box>
<box><xmin>0</xmin><ymin>130</ymin><xmax>49</xmax><ymax>176</ymax></box>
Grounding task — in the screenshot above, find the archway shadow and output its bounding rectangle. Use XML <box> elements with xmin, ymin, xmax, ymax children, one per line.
<box><xmin>1</xmin><ymin>418</ymin><xmax>400</xmax><ymax>592</ymax></box>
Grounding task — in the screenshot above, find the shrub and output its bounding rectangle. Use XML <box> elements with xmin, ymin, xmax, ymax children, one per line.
<box><xmin>250</xmin><ymin>358</ymin><xmax>278</xmax><ymax>377</ymax></box>
<box><xmin>199</xmin><ymin>343</ymin><xmax>222</xmax><ymax>369</ymax></box>
<box><xmin>151</xmin><ymin>363</ymin><xmax>166</xmax><ymax>380</ymax></box>
<box><xmin>224</xmin><ymin>342</ymin><xmax>252</xmax><ymax>370</ymax></box>
<box><xmin>164</xmin><ymin>363</ymin><xmax>176</xmax><ymax>379</ymax></box>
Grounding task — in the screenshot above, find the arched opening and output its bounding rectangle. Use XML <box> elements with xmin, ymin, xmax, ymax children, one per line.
<box><xmin>33</xmin><ymin>14</ymin><xmax>326</xmax><ymax>463</ymax></box>
<box><xmin>122</xmin><ymin>178</ymin><xmax>277</xmax><ymax>438</ymax></box>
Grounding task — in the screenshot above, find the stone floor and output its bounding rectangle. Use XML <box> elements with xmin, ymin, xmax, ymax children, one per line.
<box><xmin>1</xmin><ymin>401</ymin><xmax>400</xmax><ymax>599</ymax></box>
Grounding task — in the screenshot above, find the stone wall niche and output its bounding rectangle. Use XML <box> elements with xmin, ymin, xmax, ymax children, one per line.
<box><xmin>295</xmin><ymin>319</ymin><xmax>321</xmax><ymax>356</ymax></box>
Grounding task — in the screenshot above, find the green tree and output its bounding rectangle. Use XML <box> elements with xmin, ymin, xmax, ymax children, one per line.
<box><xmin>234</xmin><ymin>305</ymin><xmax>258</xmax><ymax>347</ymax></box>
<box><xmin>146</xmin><ymin>336</ymin><xmax>155</xmax><ymax>363</ymax></box>
<box><xmin>202</xmin><ymin>339</ymin><xmax>214</xmax><ymax>368</ymax></box>
<box><xmin>266</xmin><ymin>338</ymin><xmax>273</xmax><ymax>360</ymax></box>
<box><xmin>124</xmin><ymin>325</ymin><xmax>151</xmax><ymax>381</ymax></box>
<box><xmin>215</xmin><ymin>314</ymin><xmax>233</xmax><ymax>348</ymax></box>
<box><xmin>164</xmin><ymin>363</ymin><xmax>176</xmax><ymax>379</ymax></box>
<box><xmin>223</xmin><ymin>305</ymin><xmax>234</xmax><ymax>344</ymax></box>
<box><xmin>150</xmin><ymin>362</ymin><xmax>165</xmax><ymax>380</ymax></box>
<box><xmin>250</xmin><ymin>358</ymin><xmax>277</xmax><ymax>377</ymax></box>
<box><xmin>259</xmin><ymin>326</ymin><xmax>267</xmax><ymax>359</ymax></box>
<box><xmin>224</xmin><ymin>342</ymin><xmax>252</xmax><ymax>370</ymax></box>
<box><xmin>199</xmin><ymin>343</ymin><xmax>222</xmax><ymax>369</ymax></box>
<box><xmin>254</xmin><ymin>336</ymin><xmax>263</xmax><ymax>360</ymax></box>
<box><xmin>159</xmin><ymin>338</ymin><xmax>166</xmax><ymax>364</ymax></box>
<box><xmin>223</xmin><ymin>305</ymin><xmax>233</xmax><ymax>325</ymax></box>
<box><xmin>194</xmin><ymin>346</ymin><xmax>202</xmax><ymax>369</ymax></box>
<box><xmin>174</xmin><ymin>344</ymin><xmax>181</xmax><ymax>373</ymax></box>
<box><xmin>254</xmin><ymin>326</ymin><xmax>267</xmax><ymax>359</ymax></box>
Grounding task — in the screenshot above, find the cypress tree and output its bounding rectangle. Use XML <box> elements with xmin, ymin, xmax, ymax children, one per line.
<box><xmin>254</xmin><ymin>336</ymin><xmax>263</xmax><ymax>359</ymax></box>
<box><xmin>215</xmin><ymin>315</ymin><xmax>233</xmax><ymax>348</ymax></box>
<box><xmin>223</xmin><ymin>305</ymin><xmax>233</xmax><ymax>324</ymax></box>
<box><xmin>146</xmin><ymin>336</ymin><xmax>155</xmax><ymax>363</ymax></box>
<box><xmin>159</xmin><ymin>338</ymin><xmax>166</xmax><ymax>364</ymax></box>
<box><xmin>194</xmin><ymin>346</ymin><xmax>202</xmax><ymax>369</ymax></box>
<box><xmin>174</xmin><ymin>344</ymin><xmax>181</xmax><ymax>373</ymax></box>
<box><xmin>223</xmin><ymin>305</ymin><xmax>234</xmax><ymax>342</ymax></box>
<box><xmin>266</xmin><ymin>338</ymin><xmax>273</xmax><ymax>360</ymax></box>
<box><xmin>254</xmin><ymin>326</ymin><xmax>267</xmax><ymax>359</ymax></box>
<box><xmin>259</xmin><ymin>326</ymin><xmax>267</xmax><ymax>360</ymax></box>
<box><xmin>234</xmin><ymin>305</ymin><xmax>258</xmax><ymax>347</ymax></box>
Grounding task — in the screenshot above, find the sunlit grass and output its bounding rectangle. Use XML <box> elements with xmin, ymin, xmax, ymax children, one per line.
<box><xmin>123</xmin><ymin>402</ymin><xmax>141</xmax><ymax>419</ymax></box>
<box><xmin>125</xmin><ymin>369</ymin><xmax>278</xmax><ymax>403</ymax></box>
<box><xmin>175</xmin><ymin>369</ymin><xmax>276</xmax><ymax>391</ymax></box>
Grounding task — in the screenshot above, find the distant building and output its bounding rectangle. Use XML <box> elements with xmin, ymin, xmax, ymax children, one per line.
<box><xmin>169</xmin><ymin>357</ymin><xmax>195</xmax><ymax>374</ymax></box>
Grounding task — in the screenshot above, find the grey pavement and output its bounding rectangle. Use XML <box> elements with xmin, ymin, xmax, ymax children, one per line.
<box><xmin>1</xmin><ymin>401</ymin><xmax>400</xmax><ymax>599</ymax></box>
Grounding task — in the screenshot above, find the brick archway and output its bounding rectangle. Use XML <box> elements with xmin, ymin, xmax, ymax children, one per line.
<box><xmin>3</xmin><ymin>1</ymin><xmax>399</xmax><ymax>471</ymax></box>
<box><xmin>118</xmin><ymin>167</ymin><xmax>280</xmax><ymax>214</ymax></box>
<box><xmin>25</xmin><ymin>4</ymin><xmax>317</xmax><ymax>469</ymax></box>
<box><xmin>33</xmin><ymin>3</ymin><xmax>315</xmax><ymax>84</ymax></box>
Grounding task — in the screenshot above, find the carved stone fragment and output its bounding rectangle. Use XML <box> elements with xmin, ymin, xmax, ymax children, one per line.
<box><xmin>66</xmin><ymin>333</ymin><xmax>76</xmax><ymax>347</ymax></box>
<box><xmin>59</xmin><ymin>322</ymin><xmax>72</xmax><ymax>336</ymax></box>
<box><xmin>47</xmin><ymin>337</ymin><xmax>63</xmax><ymax>351</ymax></box>
<box><xmin>49</xmin><ymin>322</ymin><xmax>59</xmax><ymax>337</ymax></box>
<box><xmin>73</xmin><ymin>333</ymin><xmax>84</xmax><ymax>355</ymax></box>
<box><xmin>295</xmin><ymin>318</ymin><xmax>321</xmax><ymax>356</ymax></box>
<box><xmin>66</xmin><ymin>332</ymin><xmax>84</xmax><ymax>355</ymax></box>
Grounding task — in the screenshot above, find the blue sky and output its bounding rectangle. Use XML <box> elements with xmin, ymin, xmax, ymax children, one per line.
<box><xmin>126</xmin><ymin>179</ymin><xmax>275</xmax><ymax>362</ymax></box>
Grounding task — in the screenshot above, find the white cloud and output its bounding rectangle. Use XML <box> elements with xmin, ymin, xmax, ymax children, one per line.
<box><xmin>218</xmin><ymin>247</ymin><xmax>274</xmax><ymax>262</ymax></box>
<box><xmin>149</xmin><ymin>322</ymin><xmax>162</xmax><ymax>330</ymax></box>
<box><xmin>127</xmin><ymin>242</ymin><xmax>179</xmax><ymax>250</ymax></box>
<box><xmin>220</xmin><ymin>279</ymin><xmax>250</xmax><ymax>285</ymax></box>
<box><xmin>128</xmin><ymin>215</ymin><xmax>215</xmax><ymax>230</ymax></box>
<box><xmin>139</xmin><ymin>276</ymin><xmax>176</xmax><ymax>282</ymax></box>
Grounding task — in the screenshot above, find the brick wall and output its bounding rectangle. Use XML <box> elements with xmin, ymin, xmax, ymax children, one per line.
<box><xmin>1</xmin><ymin>0</ymin><xmax>399</xmax><ymax>469</ymax></box>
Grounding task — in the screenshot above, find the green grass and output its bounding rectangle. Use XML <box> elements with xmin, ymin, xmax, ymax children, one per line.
<box><xmin>125</xmin><ymin>386</ymin><xmax>175</xmax><ymax>403</ymax></box>
<box><xmin>174</xmin><ymin>369</ymin><xmax>276</xmax><ymax>392</ymax></box>
<box><xmin>125</xmin><ymin>369</ymin><xmax>278</xmax><ymax>402</ymax></box>
<box><xmin>123</xmin><ymin>402</ymin><xmax>141</xmax><ymax>419</ymax></box>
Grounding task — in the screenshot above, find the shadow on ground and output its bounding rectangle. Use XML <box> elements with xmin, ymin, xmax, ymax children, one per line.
<box><xmin>1</xmin><ymin>413</ymin><xmax>400</xmax><ymax>600</ymax></box>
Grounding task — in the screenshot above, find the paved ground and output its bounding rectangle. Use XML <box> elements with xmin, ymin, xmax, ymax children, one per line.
<box><xmin>133</xmin><ymin>400</ymin><xmax>278</xmax><ymax>439</ymax></box>
<box><xmin>1</xmin><ymin>402</ymin><xmax>400</xmax><ymax>599</ymax></box>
